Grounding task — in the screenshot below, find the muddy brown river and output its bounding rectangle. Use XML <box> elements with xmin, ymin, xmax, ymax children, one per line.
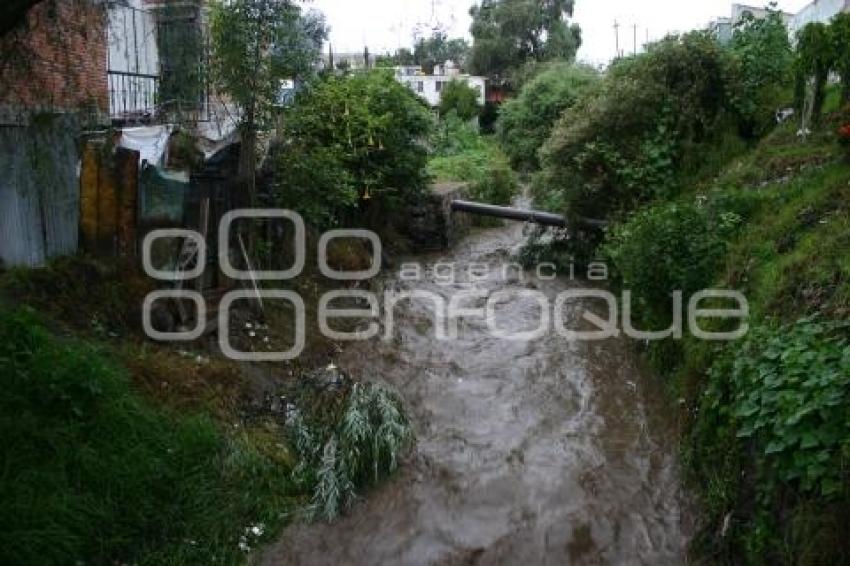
<box><xmin>261</xmin><ymin>222</ymin><xmax>693</xmax><ymax>565</ymax></box>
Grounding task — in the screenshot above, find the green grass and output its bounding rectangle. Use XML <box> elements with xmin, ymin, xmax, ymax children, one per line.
<box><xmin>429</xmin><ymin>117</ymin><xmax>518</xmax><ymax>207</ymax></box>
<box><xmin>718</xmin><ymin>134</ymin><xmax>850</xmax><ymax>320</ymax></box>
<box><xmin>0</xmin><ymin>308</ymin><xmax>299</xmax><ymax>565</ymax></box>
<box><xmin>673</xmin><ymin>113</ymin><xmax>850</xmax><ymax>563</ymax></box>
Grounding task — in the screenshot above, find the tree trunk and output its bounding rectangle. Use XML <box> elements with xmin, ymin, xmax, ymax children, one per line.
<box><xmin>237</xmin><ymin>118</ymin><xmax>257</xmax><ymax>209</ymax></box>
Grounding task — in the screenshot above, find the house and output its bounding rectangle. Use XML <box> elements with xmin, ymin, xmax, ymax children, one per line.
<box><xmin>709</xmin><ymin>4</ymin><xmax>794</xmax><ymax>44</ymax></box>
<box><xmin>710</xmin><ymin>0</ymin><xmax>850</xmax><ymax>44</ymax></box>
<box><xmin>394</xmin><ymin>61</ymin><xmax>487</xmax><ymax>108</ymax></box>
<box><xmin>0</xmin><ymin>0</ymin><xmax>236</xmax><ymax>268</ymax></box>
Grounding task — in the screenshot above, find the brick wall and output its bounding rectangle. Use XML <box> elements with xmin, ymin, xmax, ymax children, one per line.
<box><xmin>0</xmin><ymin>0</ymin><xmax>108</xmax><ymax>115</ymax></box>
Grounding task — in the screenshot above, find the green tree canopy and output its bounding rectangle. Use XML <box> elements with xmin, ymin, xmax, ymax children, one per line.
<box><xmin>210</xmin><ymin>0</ymin><xmax>326</xmax><ymax>204</ymax></box>
<box><xmin>275</xmin><ymin>71</ymin><xmax>434</xmax><ymax>228</ymax></box>
<box><xmin>795</xmin><ymin>22</ymin><xmax>835</xmax><ymax>121</ymax></box>
<box><xmin>536</xmin><ymin>32</ymin><xmax>736</xmax><ymax>220</ymax></box>
<box><xmin>497</xmin><ymin>62</ymin><xmax>598</xmax><ymax>170</ymax></box>
<box><xmin>439</xmin><ymin>80</ymin><xmax>482</xmax><ymax>121</ymax></box>
<box><xmin>413</xmin><ymin>31</ymin><xmax>471</xmax><ymax>73</ymax></box>
<box><xmin>831</xmin><ymin>12</ymin><xmax>850</xmax><ymax>104</ymax></box>
<box><xmin>726</xmin><ymin>6</ymin><xmax>793</xmax><ymax>136</ymax></box>
<box><xmin>468</xmin><ymin>0</ymin><xmax>581</xmax><ymax>83</ymax></box>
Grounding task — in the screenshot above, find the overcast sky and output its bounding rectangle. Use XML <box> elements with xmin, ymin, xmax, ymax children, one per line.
<box><xmin>305</xmin><ymin>0</ymin><xmax>813</xmax><ymax>65</ymax></box>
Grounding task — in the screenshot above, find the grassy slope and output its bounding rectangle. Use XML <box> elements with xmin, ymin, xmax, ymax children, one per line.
<box><xmin>0</xmin><ymin>255</ymin><xmax>414</xmax><ymax>564</ymax></box>
<box><xmin>671</xmin><ymin>113</ymin><xmax>850</xmax><ymax>563</ymax></box>
<box><xmin>0</xmin><ymin>308</ymin><xmax>298</xmax><ymax>566</ymax></box>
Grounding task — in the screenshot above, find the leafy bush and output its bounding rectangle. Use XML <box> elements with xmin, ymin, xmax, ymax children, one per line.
<box><xmin>794</xmin><ymin>23</ymin><xmax>835</xmax><ymax>121</ymax></box>
<box><xmin>691</xmin><ymin>319</ymin><xmax>850</xmax><ymax>561</ymax></box>
<box><xmin>497</xmin><ymin>62</ymin><xmax>598</xmax><ymax>170</ymax></box>
<box><xmin>287</xmin><ymin>379</ymin><xmax>414</xmax><ymax>521</ymax></box>
<box><xmin>717</xmin><ymin>319</ymin><xmax>849</xmax><ymax>496</ymax></box>
<box><xmin>438</xmin><ymin>80</ymin><xmax>481</xmax><ymax>121</ymax></box>
<box><xmin>604</xmin><ymin>198</ymin><xmax>740</xmax><ymax>322</ymax></box>
<box><xmin>0</xmin><ymin>309</ymin><xmax>294</xmax><ymax>565</ymax></box>
<box><xmin>727</xmin><ymin>8</ymin><xmax>794</xmax><ymax>137</ymax></box>
<box><xmin>275</xmin><ymin>71</ymin><xmax>433</xmax><ymax>229</ymax></box>
<box><xmin>537</xmin><ymin>32</ymin><xmax>737</xmax><ymax>220</ymax></box>
<box><xmin>833</xmin><ymin>13</ymin><xmax>850</xmax><ymax>105</ymax></box>
<box><xmin>429</xmin><ymin>115</ymin><xmax>518</xmax><ymax>206</ymax></box>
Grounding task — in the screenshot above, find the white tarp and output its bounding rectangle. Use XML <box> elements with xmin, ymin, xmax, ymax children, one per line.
<box><xmin>118</xmin><ymin>125</ymin><xmax>173</xmax><ymax>166</ymax></box>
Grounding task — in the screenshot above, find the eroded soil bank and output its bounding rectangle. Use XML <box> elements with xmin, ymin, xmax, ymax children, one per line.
<box><xmin>261</xmin><ymin>222</ymin><xmax>692</xmax><ymax>565</ymax></box>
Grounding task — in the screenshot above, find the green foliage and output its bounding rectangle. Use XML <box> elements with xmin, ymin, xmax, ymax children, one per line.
<box><xmin>727</xmin><ymin>6</ymin><xmax>794</xmax><ymax>136</ymax></box>
<box><xmin>413</xmin><ymin>31</ymin><xmax>470</xmax><ymax>73</ymax></box>
<box><xmin>438</xmin><ymin>80</ymin><xmax>482</xmax><ymax>121</ymax></box>
<box><xmin>718</xmin><ymin>320</ymin><xmax>849</xmax><ymax>496</ymax></box>
<box><xmin>0</xmin><ymin>309</ymin><xmax>295</xmax><ymax>565</ymax></box>
<box><xmin>537</xmin><ymin>32</ymin><xmax>736</xmax><ymax>220</ymax></box>
<box><xmin>375</xmin><ymin>47</ymin><xmax>415</xmax><ymax>68</ymax></box>
<box><xmin>429</xmin><ymin>115</ymin><xmax>518</xmax><ymax>206</ymax></box>
<box><xmin>831</xmin><ymin>13</ymin><xmax>850</xmax><ymax>105</ymax></box>
<box><xmin>275</xmin><ymin>71</ymin><xmax>434</xmax><ymax>228</ymax></box>
<box><xmin>603</xmin><ymin>198</ymin><xmax>739</xmax><ymax>322</ymax></box>
<box><xmin>692</xmin><ymin>319</ymin><xmax>850</xmax><ymax>562</ymax></box>
<box><xmin>795</xmin><ymin>22</ymin><xmax>835</xmax><ymax>120</ymax></box>
<box><xmin>210</xmin><ymin>0</ymin><xmax>325</xmax><ymax>129</ymax></box>
<box><xmin>469</xmin><ymin>0</ymin><xmax>582</xmax><ymax>82</ymax></box>
<box><xmin>497</xmin><ymin>62</ymin><xmax>598</xmax><ymax>170</ymax></box>
<box><xmin>287</xmin><ymin>382</ymin><xmax>414</xmax><ymax>521</ymax></box>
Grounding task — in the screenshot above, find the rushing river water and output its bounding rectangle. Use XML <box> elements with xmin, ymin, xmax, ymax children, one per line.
<box><xmin>261</xmin><ymin>222</ymin><xmax>692</xmax><ymax>565</ymax></box>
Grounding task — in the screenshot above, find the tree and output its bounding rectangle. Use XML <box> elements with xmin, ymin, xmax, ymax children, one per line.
<box><xmin>275</xmin><ymin>71</ymin><xmax>433</xmax><ymax>229</ymax></box>
<box><xmin>413</xmin><ymin>31</ymin><xmax>470</xmax><ymax>73</ymax></box>
<box><xmin>831</xmin><ymin>12</ymin><xmax>850</xmax><ymax>105</ymax></box>
<box><xmin>727</xmin><ymin>6</ymin><xmax>793</xmax><ymax>136</ymax></box>
<box><xmin>468</xmin><ymin>0</ymin><xmax>581</xmax><ymax>83</ymax></box>
<box><xmin>497</xmin><ymin>62</ymin><xmax>598</xmax><ymax>170</ymax></box>
<box><xmin>795</xmin><ymin>23</ymin><xmax>835</xmax><ymax>122</ymax></box>
<box><xmin>438</xmin><ymin>80</ymin><xmax>482</xmax><ymax>121</ymax></box>
<box><xmin>375</xmin><ymin>48</ymin><xmax>416</xmax><ymax>68</ymax></box>
<box><xmin>537</xmin><ymin>32</ymin><xmax>735</xmax><ymax>220</ymax></box>
<box><xmin>210</xmin><ymin>0</ymin><xmax>326</xmax><ymax>207</ymax></box>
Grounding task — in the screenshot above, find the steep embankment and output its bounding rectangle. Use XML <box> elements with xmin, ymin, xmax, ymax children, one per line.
<box><xmin>611</xmin><ymin>121</ymin><xmax>850</xmax><ymax>564</ymax></box>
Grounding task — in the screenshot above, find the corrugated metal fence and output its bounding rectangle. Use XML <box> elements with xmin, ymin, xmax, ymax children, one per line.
<box><xmin>0</xmin><ymin>115</ymin><xmax>80</xmax><ymax>267</ymax></box>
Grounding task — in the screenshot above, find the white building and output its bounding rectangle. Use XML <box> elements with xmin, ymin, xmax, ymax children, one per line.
<box><xmin>709</xmin><ymin>4</ymin><xmax>794</xmax><ymax>44</ymax></box>
<box><xmin>791</xmin><ymin>0</ymin><xmax>850</xmax><ymax>37</ymax></box>
<box><xmin>710</xmin><ymin>0</ymin><xmax>850</xmax><ymax>44</ymax></box>
<box><xmin>394</xmin><ymin>62</ymin><xmax>486</xmax><ymax>108</ymax></box>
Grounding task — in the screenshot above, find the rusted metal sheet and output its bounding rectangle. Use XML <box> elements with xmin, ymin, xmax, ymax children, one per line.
<box><xmin>79</xmin><ymin>142</ymin><xmax>141</xmax><ymax>257</ymax></box>
<box><xmin>96</xmin><ymin>149</ymin><xmax>119</xmax><ymax>256</ymax></box>
<box><xmin>116</xmin><ymin>147</ymin><xmax>140</xmax><ymax>256</ymax></box>
<box><xmin>79</xmin><ymin>142</ymin><xmax>101</xmax><ymax>254</ymax></box>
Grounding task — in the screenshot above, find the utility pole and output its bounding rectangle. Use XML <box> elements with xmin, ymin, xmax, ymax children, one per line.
<box><xmin>614</xmin><ymin>20</ymin><xmax>621</xmax><ymax>59</ymax></box>
<box><xmin>633</xmin><ymin>23</ymin><xmax>637</xmax><ymax>55</ymax></box>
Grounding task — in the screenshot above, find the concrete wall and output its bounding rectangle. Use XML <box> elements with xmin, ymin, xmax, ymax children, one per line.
<box><xmin>0</xmin><ymin>115</ymin><xmax>80</xmax><ymax>267</ymax></box>
<box><xmin>397</xmin><ymin>74</ymin><xmax>487</xmax><ymax>108</ymax></box>
<box><xmin>792</xmin><ymin>0</ymin><xmax>850</xmax><ymax>36</ymax></box>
